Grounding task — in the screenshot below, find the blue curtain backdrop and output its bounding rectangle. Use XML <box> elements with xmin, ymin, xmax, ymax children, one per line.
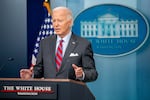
<box><xmin>0</xmin><ymin>0</ymin><xmax>27</xmax><ymax>77</ymax></box>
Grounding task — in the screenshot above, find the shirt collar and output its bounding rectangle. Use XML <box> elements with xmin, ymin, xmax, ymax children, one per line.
<box><xmin>56</xmin><ymin>31</ymin><xmax>72</xmax><ymax>43</ymax></box>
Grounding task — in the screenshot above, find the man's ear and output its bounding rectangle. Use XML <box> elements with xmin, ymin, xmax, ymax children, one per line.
<box><xmin>69</xmin><ymin>19</ymin><xmax>73</xmax><ymax>27</ymax></box>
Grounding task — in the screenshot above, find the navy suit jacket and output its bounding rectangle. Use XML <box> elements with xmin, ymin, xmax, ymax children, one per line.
<box><xmin>33</xmin><ymin>33</ymin><xmax>98</xmax><ymax>82</ymax></box>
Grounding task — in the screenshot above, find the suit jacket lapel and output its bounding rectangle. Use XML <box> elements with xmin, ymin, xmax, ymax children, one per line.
<box><xmin>50</xmin><ymin>35</ymin><xmax>57</xmax><ymax>69</ymax></box>
<box><xmin>60</xmin><ymin>34</ymin><xmax>78</xmax><ymax>70</ymax></box>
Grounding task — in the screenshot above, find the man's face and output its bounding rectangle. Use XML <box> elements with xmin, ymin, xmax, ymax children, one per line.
<box><xmin>52</xmin><ymin>9</ymin><xmax>72</xmax><ymax>38</ymax></box>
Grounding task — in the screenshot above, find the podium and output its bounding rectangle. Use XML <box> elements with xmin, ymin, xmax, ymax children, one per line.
<box><xmin>0</xmin><ymin>78</ymin><xmax>95</xmax><ymax>100</ymax></box>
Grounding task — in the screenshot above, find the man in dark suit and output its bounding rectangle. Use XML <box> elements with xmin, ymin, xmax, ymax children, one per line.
<box><xmin>20</xmin><ymin>6</ymin><xmax>98</xmax><ymax>82</ymax></box>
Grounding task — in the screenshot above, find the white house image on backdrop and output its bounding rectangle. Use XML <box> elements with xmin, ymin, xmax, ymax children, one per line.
<box><xmin>80</xmin><ymin>13</ymin><xmax>138</xmax><ymax>38</ymax></box>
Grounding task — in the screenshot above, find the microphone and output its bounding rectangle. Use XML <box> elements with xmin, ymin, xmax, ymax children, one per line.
<box><xmin>8</xmin><ymin>57</ymin><xmax>14</xmax><ymax>61</ymax></box>
<box><xmin>0</xmin><ymin>57</ymin><xmax>14</xmax><ymax>71</ymax></box>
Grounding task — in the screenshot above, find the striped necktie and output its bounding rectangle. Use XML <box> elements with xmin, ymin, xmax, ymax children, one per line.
<box><xmin>55</xmin><ymin>39</ymin><xmax>63</xmax><ymax>71</ymax></box>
